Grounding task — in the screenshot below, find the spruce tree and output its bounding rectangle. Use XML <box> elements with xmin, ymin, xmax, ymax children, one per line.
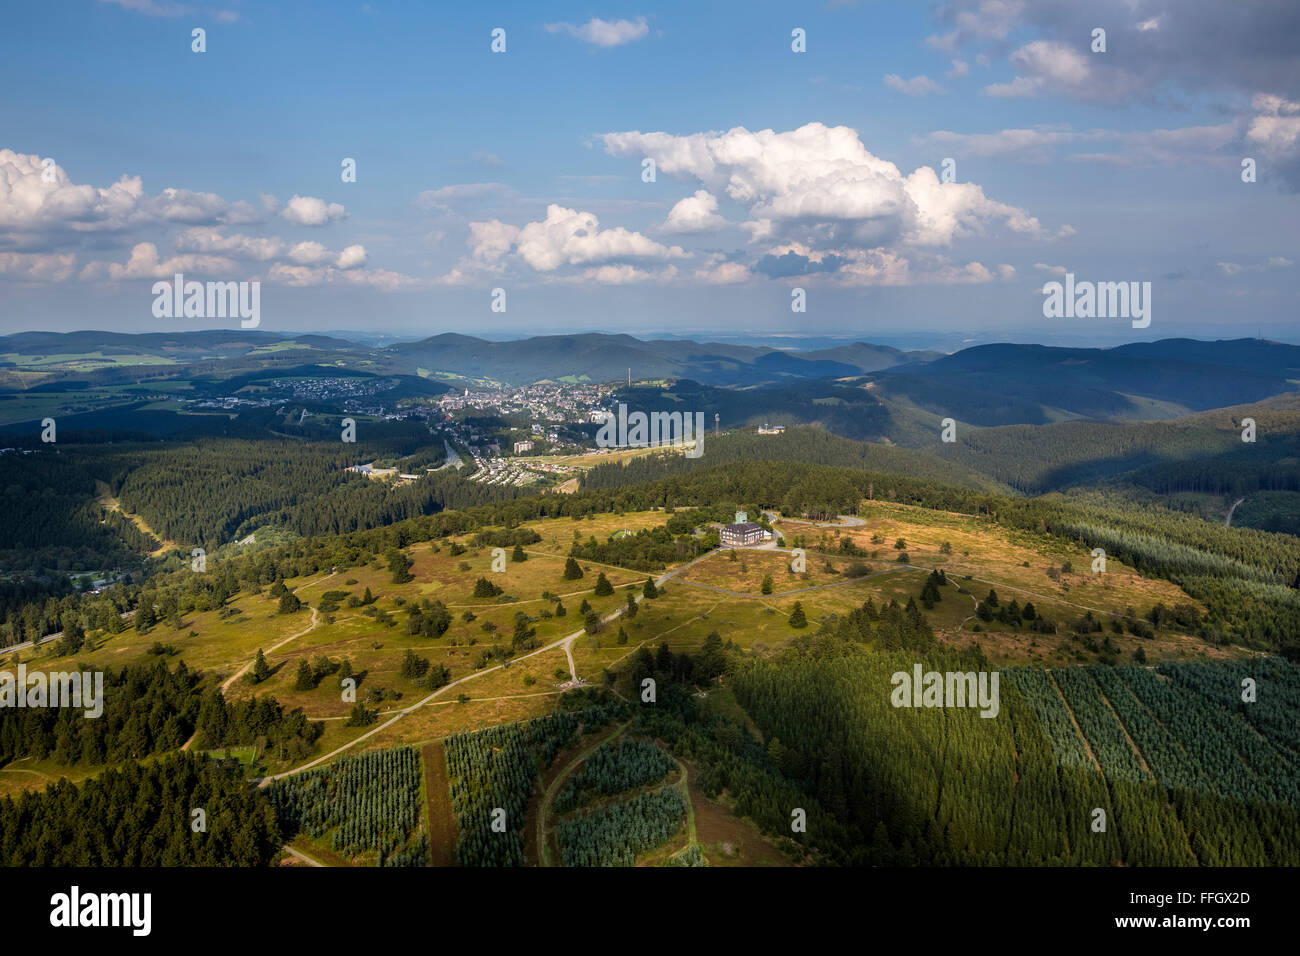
<box><xmin>251</xmin><ymin>648</ymin><xmax>270</xmax><ymax>683</ymax></box>
<box><xmin>789</xmin><ymin>602</ymin><xmax>807</xmax><ymax>628</ymax></box>
<box><xmin>473</xmin><ymin>577</ymin><xmax>503</xmax><ymax>598</ymax></box>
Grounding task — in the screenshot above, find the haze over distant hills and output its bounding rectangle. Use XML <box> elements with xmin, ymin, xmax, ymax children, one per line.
<box><xmin>3</xmin><ymin>329</ymin><xmax>1294</xmax><ymax>415</ymax></box>
<box><xmin>1</xmin><ymin>329</ymin><xmax>1296</xmax><ymax>439</ymax></box>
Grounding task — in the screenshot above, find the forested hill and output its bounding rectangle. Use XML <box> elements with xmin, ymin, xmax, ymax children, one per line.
<box><xmin>925</xmin><ymin>393</ymin><xmax>1300</xmax><ymax>494</ymax></box>
<box><xmin>5</xmin><ymin>447</ymin><xmax>1300</xmax><ymax>656</ymax></box>
<box><xmin>869</xmin><ymin>338</ymin><xmax>1300</xmax><ymax>425</ymax></box>
<box><xmin>383</xmin><ymin>332</ymin><xmax>932</xmax><ymax>386</ymax></box>
<box><xmin>580</xmin><ymin>428</ymin><xmax>1014</xmax><ymax>495</ymax></box>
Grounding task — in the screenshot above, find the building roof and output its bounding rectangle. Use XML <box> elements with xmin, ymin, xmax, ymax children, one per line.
<box><xmin>722</xmin><ymin>522</ymin><xmax>764</xmax><ymax>533</ymax></box>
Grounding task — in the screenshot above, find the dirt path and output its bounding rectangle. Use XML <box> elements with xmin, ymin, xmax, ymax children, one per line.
<box><xmin>669</xmin><ymin>754</ymin><xmax>698</xmax><ymax>849</ymax></box>
<box><xmin>281</xmin><ymin>844</ymin><xmax>325</xmax><ymax>867</ymax></box>
<box><xmin>1045</xmin><ymin>669</ymin><xmax>1104</xmax><ymax>775</ymax></box>
<box><xmin>0</xmin><ymin>765</ymin><xmax>53</xmax><ymax>781</ymax></box>
<box><xmin>95</xmin><ymin>480</ymin><xmax>181</xmax><ymax>557</ymax></box>
<box><xmin>773</xmin><ymin>514</ymin><xmax>866</xmax><ymax>528</ymax></box>
<box><xmin>1225</xmin><ymin>497</ymin><xmax>1246</xmax><ymax>527</ymax></box>
<box><xmin>675</xmin><ymin>561</ymin><xmax>907</xmax><ymax>598</ymax></box>
<box><xmin>910</xmin><ymin>560</ymin><xmax>1146</xmax><ymax>623</ymax></box>
<box><xmin>422</xmin><ymin>740</ymin><xmax>457</xmax><ymax>866</ymax></box>
<box><xmin>221</xmin><ymin>605</ymin><xmax>322</xmax><ymax>694</ymax></box>
<box><xmin>263</xmin><ymin>557</ymin><xmax>698</xmax><ymax>783</ymax></box>
<box><xmin>536</xmin><ymin>720</ymin><xmax>630</xmax><ymax>867</ymax></box>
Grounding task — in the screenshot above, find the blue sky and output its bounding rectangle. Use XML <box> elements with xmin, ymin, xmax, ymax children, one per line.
<box><xmin>2</xmin><ymin>0</ymin><xmax>1298</xmax><ymax>348</ymax></box>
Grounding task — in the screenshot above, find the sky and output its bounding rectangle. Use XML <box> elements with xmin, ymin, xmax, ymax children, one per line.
<box><xmin>1</xmin><ymin>0</ymin><xmax>1299</xmax><ymax>349</ymax></box>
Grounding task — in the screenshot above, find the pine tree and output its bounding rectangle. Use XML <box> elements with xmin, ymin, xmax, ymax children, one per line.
<box><xmin>789</xmin><ymin>602</ymin><xmax>807</xmax><ymax>628</ymax></box>
<box><xmin>58</xmin><ymin>620</ymin><xmax>86</xmax><ymax>656</ymax></box>
<box><xmin>294</xmin><ymin>659</ymin><xmax>316</xmax><ymax>690</ymax></box>
<box><xmin>251</xmin><ymin>648</ymin><xmax>270</xmax><ymax>684</ymax></box>
<box><xmin>512</xmin><ymin>544</ymin><xmax>527</xmax><ymax>562</ymax></box>
<box><xmin>563</xmin><ymin>558</ymin><xmax>584</xmax><ymax>580</ymax></box>
<box><xmin>594</xmin><ymin>572</ymin><xmax>614</xmax><ymax>596</ymax></box>
<box><xmin>761</xmin><ymin>574</ymin><xmax>774</xmax><ymax>595</ymax></box>
<box><xmin>643</xmin><ymin>578</ymin><xmax>658</xmax><ymax>599</ymax></box>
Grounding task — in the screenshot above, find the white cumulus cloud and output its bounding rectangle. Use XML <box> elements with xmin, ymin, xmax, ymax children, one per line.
<box><xmin>662</xmin><ymin>190</ymin><xmax>728</xmax><ymax>233</ymax></box>
<box><xmin>280</xmin><ymin>195</ymin><xmax>347</xmax><ymax>227</ymax></box>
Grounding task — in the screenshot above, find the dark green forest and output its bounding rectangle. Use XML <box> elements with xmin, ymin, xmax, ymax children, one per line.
<box><xmin>0</xmin><ymin>753</ymin><xmax>282</xmax><ymax>866</ymax></box>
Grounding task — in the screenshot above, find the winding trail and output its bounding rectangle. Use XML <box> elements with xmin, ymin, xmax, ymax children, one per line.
<box><xmin>536</xmin><ymin>720</ymin><xmax>631</xmax><ymax>867</ymax></box>
<box><xmin>262</xmin><ymin>553</ymin><xmax>712</xmax><ymax>784</ymax></box>
<box><xmin>95</xmin><ymin>480</ymin><xmax>182</xmax><ymax>557</ymax></box>
<box><xmin>221</xmin><ymin>605</ymin><xmax>323</xmax><ymax>694</ymax></box>
<box><xmin>1225</xmin><ymin>497</ymin><xmax>1247</xmax><ymax>527</ymax></box>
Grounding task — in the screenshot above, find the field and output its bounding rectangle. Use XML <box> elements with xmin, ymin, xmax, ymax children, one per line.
<box><xmin>0</xmin><ymin>497</ymin><xmax>1267</xmax><ymax>871</ymax></box>
<box><xmin>4</xmin><ymin>502</ymin><xmax>1244</xmax><ymax>800</ymax></box>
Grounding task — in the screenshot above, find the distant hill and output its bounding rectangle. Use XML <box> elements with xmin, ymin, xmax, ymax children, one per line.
<box><xmin>0</xmin><ymin>329</ymin><xmax>356</xmax><ymax>361</ymax></box>
<box><xmin>384</xmin><ymin>332</ymin><xmax>933</xmax><ymax>386</ymax></box>
<box><xmin>868</xmin><ymin>339</ymin><xmax>1300</xmax><ymax>426</ymax></box>
<box><xmin>3</xmin><ymin>333</ymin><xmax>1295</xmax><ymax>437</ymax></box>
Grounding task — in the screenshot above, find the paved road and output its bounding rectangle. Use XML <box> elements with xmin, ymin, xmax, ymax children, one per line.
<box><xmin>0</xmin><ymin>610</ymin><xmax>134</xmax><ymax>659</ymax></box>
<box><xmin>439</xmin><ymin>439</ymin><xmax>463</xmax><ymax>471</ymax></box>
